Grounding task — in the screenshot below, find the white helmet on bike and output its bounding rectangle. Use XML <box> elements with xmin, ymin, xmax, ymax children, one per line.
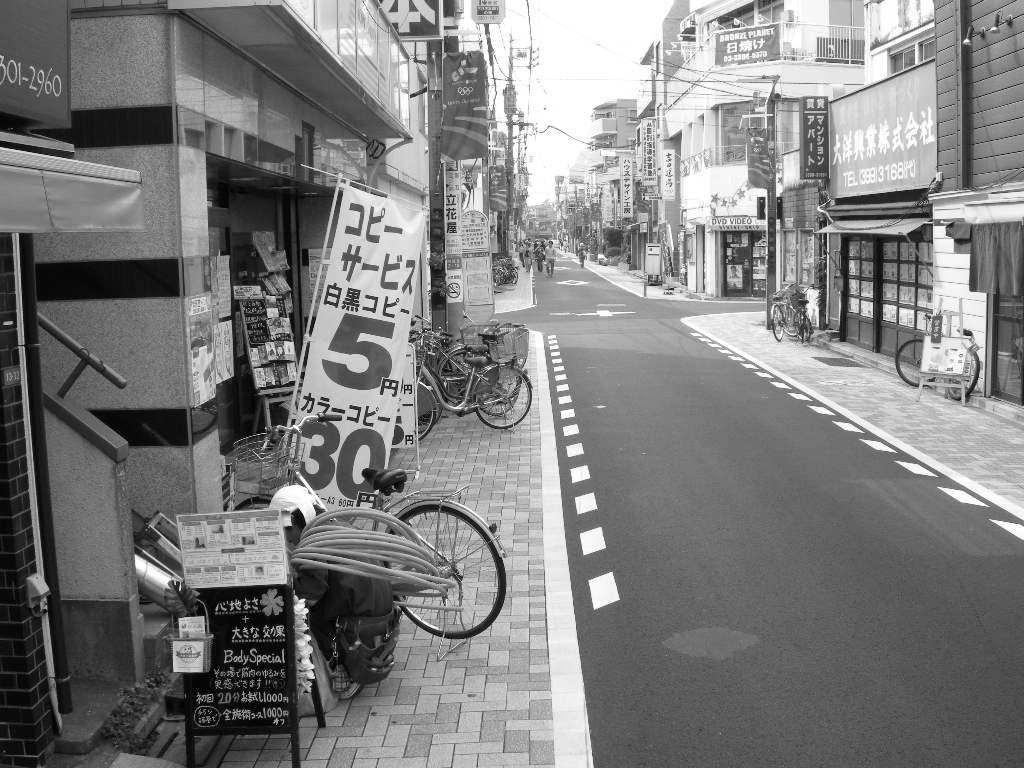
<box><xmin>271</xmin><ymin>485</ymin><xmax>318</xmax><ymax>530</ymax></box>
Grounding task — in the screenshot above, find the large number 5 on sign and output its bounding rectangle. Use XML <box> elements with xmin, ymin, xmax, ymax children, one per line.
<box><xmin>324</xmin><ymin>314</ymin><xmax>395</xmax><ymax>389</ymax></box>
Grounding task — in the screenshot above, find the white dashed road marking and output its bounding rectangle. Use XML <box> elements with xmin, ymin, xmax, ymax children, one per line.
<box><xmin>861</xmin><ymin>439</ymin><xmax>896</xmax><ymax>453</ymax></box>
<box><xmin>895</xmin><ymin>461</ymin><xmax>937</xmax><ymax>477</ymax></box>
<box><xmin>788</xmin><ymin>392</ymin><xmax>812</xmax><ymax>401</ymax></box>
<box><xmin>566</xmin><ymin>443</ymin><xmax>584</xmax><ymax>457</ymax></box>
<box><xmin>938</xmin><ymin>487</ymin><xmax>987</xmax><ymax>506</ymax></box>
<box><xmin>560</xmin><ymin>409</ymin><xmax>576</xmax><ymax>419</ymax></box>
<box><xmin>563</xmin><ymin>424</ymin><xmax>580</xmax><ymax>437</ymax></box>
<box><xmin>589</xmin><ymin>573</ymin><xmax>619</xmax><ymax>610</ymax></box>
<box><xmin>558</xmin><ymin>396</ymin><xmax>572</xmax><ymax>405</ymax></box>
<box><xmin>809</xmin><ymin>406</ymin><xmax>834</xmax><ymax>415</ymax></box>
<box><xmin>575</xmin><ymin>493</ymin><xmax>597</xmax><ymax>515</ymax></box>
<box><xmin>570</xmin><ymin>466</ymin><xmax>590</xmax><ymax>483</ymax></box>
<box><xmin>580</xmin><ymin>527</ymin><xmax>605</xmax><ymax>555</ymax></box>
<box><xmin>991</xmin><ymin>520</ymin><xmax>1024</xmax><ymax>540</ymax></box>
<box><xmin>833</xmin><ymin>421</ymin><xmax>862</xmax><ymax>432</ymax></box>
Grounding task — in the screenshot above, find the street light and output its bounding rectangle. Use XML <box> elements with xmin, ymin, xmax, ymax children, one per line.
<box><xmin>739</xmin><ymin>74</ymin><xmax>780</xmax><ymax>329</ymax></box>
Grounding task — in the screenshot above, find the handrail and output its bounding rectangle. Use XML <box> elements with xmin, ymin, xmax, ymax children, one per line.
<box><xmin>37</xmin><ymin>312</ymin><xmax>128</xmax><ymax>396</ymax></box>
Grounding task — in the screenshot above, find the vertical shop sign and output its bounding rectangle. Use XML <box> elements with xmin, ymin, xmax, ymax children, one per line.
<box><xmin>444</xmin><ymin>160</ymin><xmax>462</xmax><ymax>255</ymax></box>
<box><xmin>639</xmin><ymin>119</ymin><xmax>658</xmax><ymax>183</ymax></box>
<box><xmin>799</xmin><ymin>96</ymin><xmax>829</xmax><ymax>180</ymax></box>
<box><xmin>294</xmin><ymin>186</ymin><xmax>424</xmax><ymax>509</ymax></box>
<box><xmin>620</xmin><ymin>157</ymin><xmax>634</xmax><ymax>219</ymax></box>
<box><xmin>660</xmin><ymin>150</ymin><xmax>676</xmax><ymax>199</ymax></box>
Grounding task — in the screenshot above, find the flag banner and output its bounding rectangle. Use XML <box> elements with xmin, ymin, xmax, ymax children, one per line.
<box><xmin>746</xmin><ymin>128</ymin><xmax>773</xmax><ymax>189</ymax></box>
<box><xmin>441</xmin><ymin>51</ymin><xmax>490</xmax><ymax>160</ymax></box>
<box><xmin>294</xmin><ymin>185</ymin><xmax>424</xmax><ymax>509</ymax></box>
<box><xmin>489</xmin><ymin>165</ymin><xmax>508</xmax><ymax>211</ymax></box>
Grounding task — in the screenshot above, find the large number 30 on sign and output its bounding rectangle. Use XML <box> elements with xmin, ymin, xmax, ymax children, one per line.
<box><xmin>295</xmin><ymin>186</ymin><xmax>424</xmax><ymax>508</ymax></box>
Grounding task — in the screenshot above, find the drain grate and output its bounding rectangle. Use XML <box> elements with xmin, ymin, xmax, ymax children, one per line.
<box><xmin>812</xmin><ymin>356</ymin><xmax>865</xmax><ymax>367</ymax></box>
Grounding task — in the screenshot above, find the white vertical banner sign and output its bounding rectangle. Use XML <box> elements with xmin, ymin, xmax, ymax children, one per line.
<box><xmin>620</xmin><ymin>157</ymin><xmax>634</xmax><ymax>219</ymax></box>
<box><xmin>444</xmin><ymin>160</ymin><xmax>464</xmax><ymax>304</ymax></box>
<box><xmin>661</xmin><ymin>150</ymin><xmax>676</xmax><ymax>199</ymax></box>
<box><xmin>294</xmin><ymin>185</ymin><xmax>425</xmax><ymax>509</ymax></box>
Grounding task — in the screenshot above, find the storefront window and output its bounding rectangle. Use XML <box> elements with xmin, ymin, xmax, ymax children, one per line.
<box><xmin>993</xmin><ymin>296</ymin><xmax>1024</xmax><ymax>405</ymax></box>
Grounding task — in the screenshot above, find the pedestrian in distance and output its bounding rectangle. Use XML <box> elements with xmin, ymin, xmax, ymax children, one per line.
<box><xmin>534</xmin><ymin>241</ymin><xmax>545</xmax><ymax>273</ymax></box>
<box><xmin>577</xmin><ymin>242</ymin><xmax>585</xmax><ymax>268</ymax></box>
<box><xmin>545</xmin><ymin>240</ymin><xmax>556</xmax><ymax>277</ymax></box>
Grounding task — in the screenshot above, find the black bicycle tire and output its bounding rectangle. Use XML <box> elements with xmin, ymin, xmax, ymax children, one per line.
<box><xmin>894</xmin><ymin>337</ymin><xmax>924</xmax><ymax>388</ymax></box>
<box><xmin>771</xmin><ymin>305</ymin><xmax>786</xmax><ymax>342</ymax></box>
<box><xmin>416</xmin><ymin>379</ymin><xmax>441</xmax><ymax>441</ymax></box>
<box><xmin>394</xmin><ymin>500</ymin><xmax>506</xmax><ymax>639</ymax></box>
<box><xmin>476</xmin><ymin>368</ymin><xmax>533</xmax><ymax>429</ymax></box>
<box><xmin>798</xmin><ymin>312</ymin><xmax>813</xmax><ymax>344</ymax></box>
<box><xmin>966</xmin><ymin>348</ymin><xmax>981</xmax><ymax>396</ymax></box>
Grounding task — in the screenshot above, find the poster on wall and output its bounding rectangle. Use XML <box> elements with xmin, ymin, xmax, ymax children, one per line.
<box><xmin>293</xmin><ymin>185</ymin><xmax>424</xmax><ymax>509</ymax></box>
<box><xmin>214</xmin><ymin>320</ymin><xmax>234</xmax><ymax>384</ymax></box>
<box><xmin>216</xmin><ymin>254</ymin><xmax>232</xmax><ymax>318</ymax></box>
<box><xmin>188</xmin><ymin>295</ymin><xmax>216</xmax><ymax>405</ymax></box>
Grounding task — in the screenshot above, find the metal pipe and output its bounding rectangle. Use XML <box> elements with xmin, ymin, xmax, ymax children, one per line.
<box><xmin>134</xmin><ymin>553</ymin><xmax>180</xmax><ymax>610</ymax></box>
<box><xmin>38</xmin><ymin>312</ymin><xmax>128</xmax><ymax>390</ymax></box>
<box><xmin>18</xmin><ymin>235</ymin><xmax>73</xmax><ymax>713</ymax></box>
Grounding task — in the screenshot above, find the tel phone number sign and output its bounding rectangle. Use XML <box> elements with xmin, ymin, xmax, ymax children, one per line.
<box><xmin>295</xmin><ymin>185</ymin><xmax>424</xmax><ymax>509</ymax></box>
<box><xmin>0</xmin><ymin>0</ymin><xmax>70</xmax><ymax>129</ymax></box>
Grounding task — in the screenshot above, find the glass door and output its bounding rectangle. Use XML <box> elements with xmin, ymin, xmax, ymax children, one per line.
<box><xmin>844</xmin><ymin>237</ymin><xmax>874</xmax><ymax>349</ymax></box>
<box><xmin>992</xmin><ymin>296</ymin><xmax>1024</xmax><ymax>404</ymax></box>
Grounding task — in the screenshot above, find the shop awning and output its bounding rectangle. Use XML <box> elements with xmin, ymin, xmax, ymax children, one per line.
<box><xmin>0</xmin><ymin>146</ymin><xmax>144</xmax><ymax>232</ymax></box>
<box><xmin>815</xmin><ymin>218</ymin><xmax>929</xmax><ymax>236</ymax></box>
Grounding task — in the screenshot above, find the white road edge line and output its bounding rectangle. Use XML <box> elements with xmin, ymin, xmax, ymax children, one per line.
<box><xmin>681</xmin><ymin>315</ymin><xmax>1024</xmax><ymax>525</ymax></box>
<box><xmin>535</xmin><ymin>330</ymin><xmax>593</xmax><ymax>767</ymax></box>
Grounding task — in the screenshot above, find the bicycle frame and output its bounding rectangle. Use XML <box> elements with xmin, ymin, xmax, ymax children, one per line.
<box><xmin>418</xmin><ymin>357</ymin><xmax>505</xmax><ymax>416</ymax></box>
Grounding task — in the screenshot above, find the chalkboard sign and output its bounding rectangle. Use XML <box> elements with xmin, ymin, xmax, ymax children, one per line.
<box><xmin>183</xmin><ymin>584</ymin><xmax>300</xmax><ymax>768</ymax></box>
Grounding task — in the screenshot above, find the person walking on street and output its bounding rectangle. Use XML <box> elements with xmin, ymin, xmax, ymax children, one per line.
<box><xmin>577</xmin><ymin>242</ymin><xmax>585</xmax><ymax>268</ymax></box>
<box><xmin>534</xmin><ymin>241</ymin><xmax>545</xmax><ymax>273</ymax></box>
<box><xmin>545</xmin><ymin>240</ymin><xmax>556</xmax><ymax>277</ymax></box>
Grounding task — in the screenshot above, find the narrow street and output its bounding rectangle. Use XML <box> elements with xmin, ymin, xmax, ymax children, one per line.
<box><xmin>521</xmin><ymin>255</ymin><xmax>1024</xmax><ymax>767</ymax></box>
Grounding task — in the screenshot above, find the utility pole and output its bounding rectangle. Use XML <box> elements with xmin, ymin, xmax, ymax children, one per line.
<box><xmin>503</xmin><ymin>37</ymin><xmax>515</xmax><ymax>258</ymax></box>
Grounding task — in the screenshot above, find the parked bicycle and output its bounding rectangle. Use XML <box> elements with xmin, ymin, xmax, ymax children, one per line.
<box><xmin>894</xmin><ymin>315</ymin><xmax>981</xmax><ymax>397</ymax></box>
<box><xmin>771</xmin><ymin>283</ymin><xmax>813</xmax><ymax>344</ymax></box>
<box><xmin>226</xmin><ymin>414</ymin><xmax>509</xmax><ymax>695</ymax></box>
<box><xmin>410</xmin><ymin>319</ymin><xmax>532</xmax><ymax>441</ymax></box>
<box><xmin>492</xmin><ymin>257</ymin><xmax>519</xmax><ymax>287</ymax></box>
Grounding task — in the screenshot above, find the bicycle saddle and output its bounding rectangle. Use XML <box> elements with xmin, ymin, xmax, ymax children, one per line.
<box><xmin>361</xmin><ymin>467</ymin><xmax>407</xmax><ymax>495</ymax></box>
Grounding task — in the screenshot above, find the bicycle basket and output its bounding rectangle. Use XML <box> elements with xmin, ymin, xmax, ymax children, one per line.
<box><xmin>460</xmin><ymin>322</ymin><xmax>500</xmax><ymax>347</ymax></box>
<box><xmin>483</xmin><ymin>323</ymin><xmax>529</xmax><ymax>366</ymax></box>
<box><xmin>228</xmin><ymin>430</ymin><xmax>298</xmax><ymax>496</ymax></box>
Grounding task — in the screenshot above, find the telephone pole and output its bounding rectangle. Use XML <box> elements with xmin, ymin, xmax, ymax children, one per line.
<box><xmin>503</xmin><ymin>37</ymin><xmax>516</xmax><ymax>257</ymax></box>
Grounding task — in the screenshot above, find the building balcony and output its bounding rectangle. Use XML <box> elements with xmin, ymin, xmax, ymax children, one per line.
<box><xmin>678</xmin><ymin>22</ymin><xmax>865</xmax><ymax>70</ymax></box>
<box><xmin>590</xmin><ymin>118</ymin><xmax>618</xmax><ymax>139</ymax></box>
<box><xmin>679</xmin><ymin>142</ymin><xmax>799</xmax><ymax>180</ymax></box>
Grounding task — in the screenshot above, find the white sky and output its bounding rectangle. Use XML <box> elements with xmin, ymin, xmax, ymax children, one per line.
<box><xmin>471</xmin><ymin>1</ymin><xmax>676</xmax><ymax>205</ymax></box>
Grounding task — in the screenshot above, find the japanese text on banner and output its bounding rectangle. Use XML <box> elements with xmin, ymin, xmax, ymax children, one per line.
<box><xmin>294</xmin><ymin>186</ymin><xmax>424</xmax><ymax>509</ymax></box>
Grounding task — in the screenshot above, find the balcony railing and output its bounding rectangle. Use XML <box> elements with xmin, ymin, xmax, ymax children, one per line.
<box><xmin>679</xmin><ymin>142</ymin><xmax>799</xmax><ymax>178</ymax></box>
<box><xmin>671</xmin><ymin>22</ymin><xmax>865</xmax><ymax>71</ymax></box>
<box><xmin>590</xmin><ymin>118</ymin><xmax>618</xmax><ymax>138</ymax></box>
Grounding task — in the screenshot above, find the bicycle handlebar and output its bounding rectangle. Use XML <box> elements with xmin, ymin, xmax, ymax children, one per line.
<box><xmin>271</xmin><ymin>412</ymin><xmax>344</xmax><ymax>435</ymax></box>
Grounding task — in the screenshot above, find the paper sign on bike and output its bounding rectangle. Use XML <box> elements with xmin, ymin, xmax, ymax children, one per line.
<box><xmin>294</xmin><ymin>185</ymin><xmax>424</xmax><ymax>509</ymax></box>
<box><xmin>920</xmin><ymin>337</ymin><xmax>969</xmax><ymax>377</ymax></box>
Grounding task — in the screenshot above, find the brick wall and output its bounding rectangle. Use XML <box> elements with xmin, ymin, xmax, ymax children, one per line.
<box><xmin>0</xmin><ymin>234</ymin><xmax>52</xmax><ymax>767</ymax></box>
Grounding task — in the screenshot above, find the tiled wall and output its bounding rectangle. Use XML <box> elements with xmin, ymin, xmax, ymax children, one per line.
<box><xmin>0</xmin><ymin>234</ymin><xmax>51</xmax><ymax>766</ymax></box>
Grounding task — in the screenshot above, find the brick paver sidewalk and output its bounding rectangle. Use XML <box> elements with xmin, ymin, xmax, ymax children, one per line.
<box><xmin>218</xmin><ymin>330</ymin><xmax>582</xmax><ymax>768</ymax></box>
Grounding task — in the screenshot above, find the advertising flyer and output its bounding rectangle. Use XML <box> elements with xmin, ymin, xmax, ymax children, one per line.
<box><xmin>178</xmin><ymin>509</ymin><xmax>287</xmax><ymax>589</ymax></box>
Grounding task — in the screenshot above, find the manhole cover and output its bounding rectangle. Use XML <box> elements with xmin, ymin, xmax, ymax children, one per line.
<box><xmin>812</xmin><ymin>356</ymin><xmax>865</xmax><ymax>367</ymax></box>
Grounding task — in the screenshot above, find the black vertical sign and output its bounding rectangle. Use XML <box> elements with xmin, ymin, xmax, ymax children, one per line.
<box><xmin>747</xmin><ymin>128</ymin><xmax>773</xmax><ymax>189</ymax></box>
<box><xmin>183</xmin><ymin>584</ymin><xmax>300</xmax><ymax>768</ymax></box>
<box><xmin>800</xmin><ymin>96</ymin><xmax>829</xmax><ymax>181</ymax></box>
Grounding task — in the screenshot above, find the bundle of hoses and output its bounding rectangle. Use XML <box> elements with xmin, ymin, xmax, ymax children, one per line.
<box><xmin>289</xmin><ymin>508</ymin><xmax>456</xmax><ymax>598</ymax></box>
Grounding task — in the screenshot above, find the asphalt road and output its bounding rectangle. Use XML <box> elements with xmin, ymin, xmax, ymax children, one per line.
<box><xmin>519</xmin><ymin>258</ymin><xmax>1024</xmax><ymax>768</ymax></box>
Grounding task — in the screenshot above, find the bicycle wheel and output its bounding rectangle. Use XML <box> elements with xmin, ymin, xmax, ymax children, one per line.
<box><xmin>771</xmin><ymin>305</ymin><xmax>786</xmax><ymax>342</ymax></box>
<box><xmin>394</xmin><ymin>500</ymin><xmax>506</xmax><ymax>639</ymax></box>
<box><xmin>416</xmin><ymin>379</ymin><xmax>441</xmax><ymax>441</ymax></box>
<box><xmin>894</xmin><ymin>337</ymin><xmax>924</xmax><ymax>388</ymax></box>
<box><xmin>956</xmin><ymin>348</ymin><xmax>981</xmax><ymax>398</ymax></box>
<box><xmin>798</xmin><ymin>312</ymin><xmax>813</xmax><ymax>344</ymax></box>
<box><xmin>475</xmin><ymin>366</ymin><xmax>532</xmax><ymax>429</ymax></box>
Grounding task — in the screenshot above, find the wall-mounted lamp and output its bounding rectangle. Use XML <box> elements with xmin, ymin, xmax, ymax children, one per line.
<box><xmin>989</xmin><ymin>13</ymin><xmax>1014</xmax><ymax>33</ymax></box>
<box><xmin>962</xmin><ymin>24</ymin><xmax>984</xmax><ymax>45</ymax></box>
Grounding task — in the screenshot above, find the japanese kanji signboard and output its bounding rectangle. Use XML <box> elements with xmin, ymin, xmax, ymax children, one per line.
<box><xmin>800</xmin><ymin>96</ymin><xmax>829</xmax><ymax>181</ymax></box>
<box><xmin>714</xmin><ymin>23</ymin><xmax>780</xmax><ymax>66</ymax></box>
<box><xmin>444</xmin><ymin>160</ymin><xmax>462</xmax><ymax>255</ymax></box>
<box><xmin>182</xmin><ymin>584</ymin><xmax>301</xmax><ymax>768</ymax></box>
<box><xmin>660</xmin><ymin>150</ymin><xmax>676</xmax><ymax>200</ymax></box>
<box><xmin>620</xmin><ymin>157</ymin><xmax>634</xmax><ymax>219</ymax></box>
<box><xmin>294</xmin><ymin>185</ymin><xmax>424</xmax><ymax>509</ymax></box>
<box><xmin>639</xmin><ymin>118</ymin><xmax>657</xmax><ymax>184</ymax></box>
<box><xmin>828</xmin><ymin>61</ymin><xmax>937</xmax><ymax>196</ymax></box>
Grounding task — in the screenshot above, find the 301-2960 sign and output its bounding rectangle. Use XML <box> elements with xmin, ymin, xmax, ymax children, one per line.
<box><xmin>294</xmin><ymin>185</ymin><xmax>425</xmax><ymax>508</ymax></box>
